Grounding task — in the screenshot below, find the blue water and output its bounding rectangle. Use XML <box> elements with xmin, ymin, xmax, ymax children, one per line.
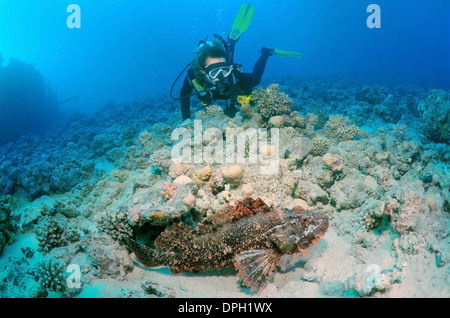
<box><xmin>1</xmin><ymin>0</ymin><xmax>449</xmax><ymax>117</ymax></box>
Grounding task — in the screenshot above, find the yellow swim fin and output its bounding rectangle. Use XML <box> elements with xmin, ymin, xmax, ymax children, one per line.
<box><xmin>229</xmin><ymin>3</ymin><xmax>255</xmax><ymax>41</ymax></box>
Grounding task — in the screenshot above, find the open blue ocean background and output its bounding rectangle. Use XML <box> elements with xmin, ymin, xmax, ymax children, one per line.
<box><xmin>1</xmin><ymin>0</ymin><xmax>449</xmax><ymax>119</ymax></box>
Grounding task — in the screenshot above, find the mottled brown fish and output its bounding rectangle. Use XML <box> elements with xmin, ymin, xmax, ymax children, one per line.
<box><xmin>125</xmin><ymin>197</ymin><xmax>328</xmax><ymax>292</ymax></box>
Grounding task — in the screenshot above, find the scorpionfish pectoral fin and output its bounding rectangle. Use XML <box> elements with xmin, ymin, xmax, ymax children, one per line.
<box><xmin>234</xmin><ymin>249</ymin><xmax>281</xmax><ymax>293</ymax></box>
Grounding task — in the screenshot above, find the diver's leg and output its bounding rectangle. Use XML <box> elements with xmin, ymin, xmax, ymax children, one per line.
<box><xmin>251</xmin><ymin>48</ymin><xmax>273</xmax><ymax>86</ymax></box>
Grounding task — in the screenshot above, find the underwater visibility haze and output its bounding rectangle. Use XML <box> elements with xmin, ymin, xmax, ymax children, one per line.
<box><xmin>0</xmin><ymin>0</ymin><xmax>449</xmax><ymax>299</ymax></box>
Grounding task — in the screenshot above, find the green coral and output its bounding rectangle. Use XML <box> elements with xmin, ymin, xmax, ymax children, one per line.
<box><xmin>359</xmin><ymin>209</ymin><xmax>381</xmax><ymax>230</ymax></box>
<box><xmin>33</xmin><ymin>258</ymin><xmax>67</xmax><ymax>293</ymax></box>
<box><xmin>365</xmin><ymin>185</ymin><xmax>383</xmax><ymax>199</ymax></box>
<box><xmin>110</xmin><ymin>169</ymin><xmax>129</xmax><ymax>183</ymax></box>
<box><xmin>251</xmin><ymin>84</ymin><xmax>293</xmax><ymax>119</ymax></box>
<box><xmin>359</xmin><ymin>200</ymin><xmax>384</xmax><ymax>231</ymax></box>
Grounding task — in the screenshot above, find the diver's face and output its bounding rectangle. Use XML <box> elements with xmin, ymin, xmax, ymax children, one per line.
<box><xmin>204</xmin><ymin>56</ymin><xmax>227</xmax><ymax>85</ymax></box>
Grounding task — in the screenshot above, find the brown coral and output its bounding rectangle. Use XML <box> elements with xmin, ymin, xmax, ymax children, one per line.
<box><xmin>251</xmin><ymin>84</ymin><xmax>293</xmax><ymax>119</ymax></box>
<box><xmin>312</xmin><ymin>136</ymin><xmax>330</xmax><ymax>156</ymax></box>
<box><xmin>382</xmin><ymin>192</ymin><xmax>430</xmax><ymax>234</ymax></box>
<box><xmin>209</xmin><ymin>169</ymin><xmax>225</xmax><ymax>195</ymax></box>
<box><xmin>324</xmin><ymin>114</ymin><xmax>361</xmax><ymax>141</ymax></box>
<box><xmin>395</xmin><ymin>191</ymin><xmax>429</xmax><ymax>233</ymax></box>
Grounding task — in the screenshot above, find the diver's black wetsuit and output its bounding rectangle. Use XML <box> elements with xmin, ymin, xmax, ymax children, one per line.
<box><xmin>180</xmin><ymin>49</ymin><xmax>272</xmax><ymax>120</ymax></box>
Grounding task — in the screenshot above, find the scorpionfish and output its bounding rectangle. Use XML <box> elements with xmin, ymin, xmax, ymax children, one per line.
<box><xmin>125</xmin><ymin>197</ymin><xmax>328</xmax><ymax>293</ymax></box>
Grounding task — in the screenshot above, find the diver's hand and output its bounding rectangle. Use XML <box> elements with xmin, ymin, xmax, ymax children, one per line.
<box><xmin>261</xmin><ymin>47</ymin><xmax>274</xmax><ymax>57</ymax></box>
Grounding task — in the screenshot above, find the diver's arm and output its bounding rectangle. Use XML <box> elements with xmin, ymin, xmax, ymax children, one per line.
<box><xmin>180</xmin><ymin>76</ymin><xmax>193</xmax><ymax>120</ymax></box>
<box><xmin>248</xmin><ymin>48</ymin><xmax>272</xmax><ymax>87</ymax></box>
<box><xmin>235</xmin><ymin>50</ymin><xmax>271</xmax><ymax>94</ymax></box>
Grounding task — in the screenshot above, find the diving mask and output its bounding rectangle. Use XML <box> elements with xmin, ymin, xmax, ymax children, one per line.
<box><xmin>205</xmin><ymin>62</ymin><xmax>233</xmax><ymax>80</ymax></box>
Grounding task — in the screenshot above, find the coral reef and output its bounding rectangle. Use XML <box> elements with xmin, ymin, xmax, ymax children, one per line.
<box><xmin>110</xmin><ymin>169</ymin><xmax>129</xmax><ymax>183</ymax></box>
<box><xmin>36</xmin><ymin>218</ymin><xmax>80</xmax><ymax>253</ymax></box>
<box><xmin>0</xmin><ymin>255</ymin><xmax>45</xmax><ymax>297</ymax></box>
<box><xmin>345</xmin><ymin>263</ymin><xmax>407</xmax><ymax>297</ymax></box>
<box><xmin>0</xmin><ymin>93</ymin><xmax>174</xmax><ymax>200</ymax></box>
<box><xmin>209</xmin><ymin>168</ymin><xmax>226</xmax><ymax>195</ymax></box>
<box><xmin>161</xmin><ymin>181</ymin><xmax>178</xmax><ymax>201</ymax></box>
<box><xmin>205</xmin><ymin>105</ymin><xmax>226</xmax><ymax>119</ymax></box>
<box><xmin>130</xmin><ymin>182</ymin><xmax>198</xmax><ymax>226</ymax></box>
<box><xmin>312</xmin><ymin>136</ymin><xmax>330</xmax><ymax>156</ymax></box>
<box><xmin>169</xmin><ymin>158</ymin><xmax>195</xmax><ymax>179</ymax></box>
<box><xmin>173</xmin><ymin>175</ymin><xmax>193</xmax><ymax>185</ymax></box>
<box><xmin>324</xmin><ymin>114</ymin><xmax>361</xmax><ymax>142</ymax></box>
<box><xmin>1</xmin><ymin>76</ymin><xmax>449</xmax><ymax>298</ymax></box>
<box><xmin>127</xmin><ymin>204</ymin><xmax>144</xmax><ymax>226</ymax></box>
<box><xmin>359</xmin><ymin>205</ymin><xmax>383</xmax><ymax>231</ymax></box>
<box><xmin>149</xmin><ymin>148</ymin><xmax>171</xmax><ymax>172</ymax></box>
<box><xmin>33</xmin><ymin>258</ymin><xmax>67</xmax><ymax>293</ymax></box>
<box><xmin>97</xmin><ymin>211</ymin><xmax>133</xmax><ymax>243</ymax></box>
<box><xmin>269</xmin><ymin>115</ymin><xmax>283</xmax><ymax>127</ymax></box>
<box><xmin>195</xmin><ymin>165</ymin><xmax>212</xmax><ymax>181</ymax></box>
<box><xmin>88</xmin><ymin>236</ymin><xmax>134</xmax><ymax>279</ymax></box>
<box><xmin>329</xmin><ymin>176</ymin><xmax>368</xmax><ymax>210</ymax></box>
<box><xmin>322</xmin><ymin>153</ymin><xmax>344</xmax><ymax>173</ymax></box>
<box><xmin>293</xmin><ymin>181</ymin><xmax>329</xmax><ymax>206</ymax></box>
<box><xmin>417</xmin><ymin>89</ymin><xmax>450</xmax><ymax>143</ymax></box>
<box><xmin>0</xmin><ymin>196</ymin><xmax>16</xmax><ymax>254</ymax></box>
<box><xmin>221</xmin><ymin>165</ymin><xmax>243</xmax><ymax>186</ymax></box>
<box><xmin>354</xmin><ymin>85</ymin><xmax>387</xmax><ymax>105</ymax></box>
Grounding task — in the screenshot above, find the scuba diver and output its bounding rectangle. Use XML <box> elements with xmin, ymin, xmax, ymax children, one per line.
<box><xmin>179</xmin><ymin>40</ymin><xmax>274</xmax><ymax>120</ymax></box>
<box><xmin>170</xmin><ymin>3</ymin><xmax>303</xmax><ymax>121</ymax></box>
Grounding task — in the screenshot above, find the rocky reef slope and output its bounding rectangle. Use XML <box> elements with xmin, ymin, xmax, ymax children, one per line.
<box><xmin>0</xmin><ymin>77</ymin><xmax>448</xmax><ymax>298</ymax></box>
